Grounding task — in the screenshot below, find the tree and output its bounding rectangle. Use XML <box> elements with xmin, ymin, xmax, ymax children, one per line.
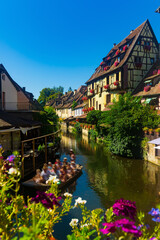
<box><xmin>37</xmin><ymin>86</ymin><xmax>64</xmax><ymax>107</ymax></box>
<box><xmin>68</xmin><ymin>87</ymin><xmax>72</xmax><ymax>92</ymax></box>
<box><xmin>100</xmin><ymin>93</ymin><xmax>160</xmax><ymax>158</ymax></box>
<box><xmin>71</xmin><ymin>101</ymin><xmax>78</xmax><ymax>110</ymax></box>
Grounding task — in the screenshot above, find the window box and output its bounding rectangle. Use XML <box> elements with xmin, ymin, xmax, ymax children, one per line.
<box><xmin>104</xmin><ymin>66</ymin><xmax>110</xmax><ymax>71</ymax></box>
<box><xmin>104</xmin><ymin>84</ymin><xmax>110</xmax><ymax>90</ymax></box>
<box><xmin>107</xmin><ymin>56</ymin><xmax>111</xmax><ymax>60</ymax></box>
<box><xmin>90</xmin><ymin>89</ymin><xmax>94</xmax><ymax>94</ymax></box>
<box><xmin>135</xmin><ymin>63</ymin><xmax>142</xmax><ymax>69</ymax></box>
<box><xmin>114</xmin><ymin>81</ymin><xmax>119</xmax><ymax>86</ymax></box>
<box><xmin>116</xmin><ymin>49</ymin><xmax>120</xmax><ymax>55</ymax></box>
<box><xmin>82</xmin><ymin>96</ymin><xmax>88</xmax><ymax>101</ymax></box>
<box><xmin>144</xmin><ymin>85</ymin><xmax>151</xmax><ymax>92</ymax></box>
<box><xmin>123</xmin><ymin>45</ymin><xmax>128</xmax><ymax>51</ymax></box>
<box><xmin>114</xmin><ymin>61</ymin><xmax>119</xmax><ymax>67</ymax></box>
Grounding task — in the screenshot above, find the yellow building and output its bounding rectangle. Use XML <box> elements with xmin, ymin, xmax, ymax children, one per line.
<box><xmin>86</xmin><ymin>20</ymin><xmax>159</xmax><ymax>110</ymax></box>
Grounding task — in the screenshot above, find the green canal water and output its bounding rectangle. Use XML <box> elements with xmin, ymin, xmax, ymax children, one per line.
<box><xmin>53</xmin><ymin>133</ymin><xmax>160</xmax><ymax>239</ymax></box>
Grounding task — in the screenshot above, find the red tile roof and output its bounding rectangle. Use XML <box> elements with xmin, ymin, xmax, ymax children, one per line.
<box><xmin>86</xmin><ymin>20</ymin><xmax>147</xmax><ymax>84</ymax></box>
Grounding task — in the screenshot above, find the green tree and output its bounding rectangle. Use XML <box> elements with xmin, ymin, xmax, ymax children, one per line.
<box><xmin>37</xmin><ymin>86</ymin><xmax>64</xmax><ymax>106</ymax></box>
<box><xmin>87</xmin><ymin>110</ymin><xmax>102</xmax><ymax>126</ymax></box>
<box><xmin>100</xmin><ymin>93</ymin><xmax>160</xmax><ymax>158</ymax></box>
<box><xmin>71</xmin><ymin>101</ymin><xmax>78</xmax><ymax>110</ymax></box>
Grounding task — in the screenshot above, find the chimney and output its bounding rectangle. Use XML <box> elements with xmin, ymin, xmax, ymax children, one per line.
<box><xmin>130</xmin><ymin>30</ymin><xmax>134</xmax><ymax>34</ymax></box>
<box><xmin>113</xmin><ymin>43</ymin><xmax>116</xmax><ymax>47</ymax></box>
<box><xmin>23</xmin><ymin>87</ymin><xmax>26</xmax><ymax>92</ymax></box>
<box><xmin>74</xmin><ymin>89</ymin><xmax>77</xmax><ymax>95</ymax></box>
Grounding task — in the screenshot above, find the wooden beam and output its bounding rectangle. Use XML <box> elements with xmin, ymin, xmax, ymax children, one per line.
<box><xmin>33</xmin><ymin>139</ymin><xmax>35</xmax><ymax>171</ymax></box>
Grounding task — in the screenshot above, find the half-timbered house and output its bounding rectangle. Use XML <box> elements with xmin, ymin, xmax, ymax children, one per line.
<box><xmin>86</xmin><ymin>20</ymin><xmax>159</xmax><ymax>110</ymax></box>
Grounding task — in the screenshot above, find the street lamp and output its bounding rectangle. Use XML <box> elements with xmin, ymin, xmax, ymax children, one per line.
<box><xmin>155</xmin><ymin>7</ymin><xmax>160</xmax><ymax>13</ymax></box>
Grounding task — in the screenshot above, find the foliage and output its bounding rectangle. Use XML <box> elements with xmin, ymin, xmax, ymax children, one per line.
<box><xmin>72</xmin><ymin>122</ymin><xmax>82</xmax><ymax>135</ymax></box>
<box><xmin>141</xmin><ymin>137</ymin><xmax>149</xmax><ymax>160</ymax></box>
<box><xmin>38</xmin><ymin>144</ymin><xmax>45</xmax><ymax>152</ymax></box>
<box><xmin>99</xmin><ymin>93</ymin><xmax>160</xmax><ymax>158</ymax></box>
<box><xmin>89</xmin><ymin>129</ymin><xmax>98</xmax><ymax>141</ymax></box>
<box><xmin>86</xmin><ymin>110</ymin><xmax>102</xmax><ymax>126</ymax></box>
<box><xmin>33</xmin><ymin>106</ymin><xmax>59</xmax><ymax>134</ymax></box>
<box><xmin>71</xmin><ymin>101</ymin><xmax>78</xmax><ymax>111</ymax></box>
<box><xmin>37</xmin><ymin>86</ymin><xmax>64</xmax><ymax>107</ymax></box>
<box><xmin>1</xmin><ymin>146</ymin><xmax>160</xmax><ymax>239</ymax></box>
<box><xmin>68</xmin><ymin>87</ymin><xmax>72</xmax><ymax>92</ymax></box>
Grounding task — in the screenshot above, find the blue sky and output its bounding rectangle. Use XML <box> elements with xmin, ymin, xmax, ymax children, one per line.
<box><xmin>0</xmin><ymin>0</ymin><xmax>159</xmax><ymax>99</ymax></box>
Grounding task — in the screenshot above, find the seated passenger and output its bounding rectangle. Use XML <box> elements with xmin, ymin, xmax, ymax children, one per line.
<box><xmin>66</xmin><ymin>165</ymin><xmax>74</xmax><ymax>178</ymax></box>
<box><xmin>48</xmin><ymin>162</ymin><xmax>53</xmax><ymax>170</ymax></box>
<box><xmin>70</xmin><ymin>153</ymin><xmax>76</xmax><ymax>162</ymax></box>
<box><xmin>33</xmin><ymin>169</ymin><xmax>44</xmax><ymax>183</ymax></box>
<box><xmin>41</xmin><ymin>165</ymin><xmax>51</xmax><ymax>182</ymax></box>
<box><xmin>60</xmin><ymin>165</ymin><xmax>67</xmax><ymax>183</ymax></box>
<box><xmin>50</xmin><ymin>164</ymin><xmax>58</xmax><ymax>177</ymax></box>
<box><xmin>55</xmin><ymin>158</ymin><xmax>62</xmax><ymax>166</ymax></box>
<box><xmin>63</xmin><ymin>157</ymin><xmax>68</xmax><ymax>164</ymax></box>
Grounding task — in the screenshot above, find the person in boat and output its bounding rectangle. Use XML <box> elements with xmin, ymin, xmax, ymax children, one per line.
<box><xmin>48</xmin><ymin>162</ymin><xmax>53</xmax><ymax>170</ymax></box>
<box><xmin>60</xmin><ymin>165</ymin><xmax>67</xmax><ymax>183</ymax></box>
<box><xmin>70</xmin><ymin>162</ymin><xmax>77</xmax><ymax>174</ymax></box>
<box><xmin>63</xmin><ymin>157</ymin><xmax>68</xmax><ymax>165</ymax></box>
<box><xmin>50</xmin><ymin>164</ymin><xmax>58</xmax><ymax>177</ymax></box>
<box><xmin>33</xmin><ymin>169</ymin><xmax>44</xmax><ymax>183</ymax></box>
<box><xmin>41</xmin><ymin>164</ymin><xmax>51</xmax><ymax>182</ymax></box>
<box><xmin>66</xmin><ymin>164</ymin><xmax>74</xmax><ymax>178</ymax></box>
<box><xmin>70</xmin><ymin>153</ymin><xmax>76</xmax><ymax>162</ymax></box>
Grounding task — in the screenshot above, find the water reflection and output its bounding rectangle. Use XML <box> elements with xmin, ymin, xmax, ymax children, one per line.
<box><xmin>61</xmin><ymin>132</ymin><xmax>160</xmax><ymax>213</ymax></box>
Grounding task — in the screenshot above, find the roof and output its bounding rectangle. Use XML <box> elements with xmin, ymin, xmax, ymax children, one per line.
<box><xmin>148</xmin><ymin>138</ymin><xmax>160</xmax><ymax>145</ymax></box>
<box><xmin>74</xmin><ymin>103</ymin><xmax>85</xmax><ymax>109</ymax></box>
<box><xmin>0</xmin><ymin>64</ymin><xmax>35</xmax><ymax>103</ymax></box>
<box><xmin>86</xmin><ymin>20</ymin><xmax>149</xmax><ymax>84</ymax></box>
<box><xmin>135</xmin><ymin>83</ymin><xmax>160</xmax><ymax>97</ymax></box>
<box><xmin>0</xmin><ymin>112</ymin><xmax>41</xmax><ymax>129</ymax></box>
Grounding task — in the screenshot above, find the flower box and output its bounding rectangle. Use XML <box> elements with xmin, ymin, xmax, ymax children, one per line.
<box><xmin>153</xmin><ymin>70</ymin><xmax>158</xmax><ymax>75</ymax></box>
<box><xmin>104</xmin><ymin>66</ymin><xmax>110</xmax><ymax>71</ymax></box>
<box><xmin>114</xmin><ymin>81</ymin><xmax>119</xmax><ymax>86</ymax></box>
<box><xmin>100</xmin><ymin>61</ymin><xmax>104</xmax><ymax>65</ymax></box>
<box><xmin>114</xmin><ymin>61</ymin><xmax>119</xmax><ymax>67</ymax></box>
<box><xmin>135</xmin><ymin>63</ymin><xmax>142</xmax><ymax>68</ymax></box>
<box><xmin>104</xmin><ymin>84</ymin><xmax>110</xmax><ymax>90</ymax></box>
<box><xmin>82</xmin><ymin>96</ymin><xmax>88</xmax><ymax>101</ymax></box>
<box><xmin>144</xmin><ymin>45</ymin><xmax>151</xmax><ymax>51</ymax></box>
<box><xmin>123</xmin><ymin>45</ymin><xmax>128</xmax><ymax>51</ymax></box>
<box><xmin>107</xmin><ymin>56</ymin><xmax>111</xmax><ymax>60</ymax></box>
<box><xmin>116</xmin><ymin>49</ymin><xmax>120</xmax><ymax>55</ymax></box>
<box><xmin>90</xmin><ymin>89</ymin><xmax>94</xmax><ymax>94</ymax></box>
<box><xmin>158</xmin><ymin>69</ymin><xmax>160</xmax><ymax>74</ymax></box>
<box><xmin>144</xmin><ymin>85</ymin><xmax>151</xmax><ymax>92</ymax></box>
<box><xmin>91</xmin><ymin>106</ymin><xmax>94</xmax><ymax>111</ymax></box>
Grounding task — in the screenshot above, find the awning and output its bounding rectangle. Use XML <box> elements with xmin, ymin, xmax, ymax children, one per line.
<box><xmin>144</xmin><ymin>97</ymin><xmax>157</xmax><ymax>104</ymax></box>
<box><xmin>148</xmin><ymin>138</ymin><xmax>160</xmax><ymax>145</ymax></box>
<box><xmin>154</xmin><ymin>146</ymin><xmax>160</xmax><ymax>149</ymax></box>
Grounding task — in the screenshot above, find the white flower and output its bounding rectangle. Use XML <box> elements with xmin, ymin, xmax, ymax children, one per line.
<box><xmin>74</xmin><ymin>197</ymin><xmax>87</xmax><ymax>207</ymax></box>
<box><xmin>80</xmin><ymin>223</ymin><xmax>91</xmax><ymax>229</ymax></box>
<box><xmin>64</xmin><ymin>192</ymin><xmax>72</xmax><ymax>198</ymax></box>
<box><xmin>69</xmin><ymin>218</ymin><xmax>79</xmax><ymax>227</ymax></box>
<box><xmin>8</xmin><ymin>168</ymin><xmax>20</xmax><ymax>175</ymax></box>
<box><xmin>46</xmin><ymin>175</ymin><xmax>59</xmax><ymax>184</ymax></box>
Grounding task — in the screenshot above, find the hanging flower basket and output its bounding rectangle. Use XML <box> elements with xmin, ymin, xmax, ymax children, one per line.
<box><xmin>100</xmin><ymin>61</ymin><xmax>104</xmax><ymax>65</ymax></box>
<box><xmin>114</xmin><ymin>81</ymin><xmax>119</xmax><ymax>86</ymax></box>
<box><xmin>90</xmin><ymin>89</ymin><xmax>94</xmax><ymax>94</ymax></box>
<box><xmin>116</xmin><ymin>49</ymin><xmax>120</xmax><ymax>55</ymax></box>
<box><xmin>135</xmin><ymin>63</ymin><xmax>142</xmax><ymax>68</ymax></box>
<box><xmin>104</xmin><ymin>66</ymin><xmax>110</xmax><ymax>71</ymax></box>
<box><xmin>123</xmin><ymin>45</ymin><xmax>128</xmax><ymax>51</ymax></box>
<box><xmin>144</xmin><ymin>45</ymin><xmax>151</xmax><ymax>51</ymax></box>
<box><xmin>144</xmin><ymin>85</ymin><xmax>151</xmax><ymax>92</ymax></box>
<box><xmin>104</xmin><ymin>84</ymin><xmax>110</xmax><ymax>89</ymax></box>
<box><xmin>158</xmin><ymin>69</ymin><xmax>160</xmax><ymax>74</ymax></box>
<box><xmin>107</xmin><ymin>56</ymin><xmax>111</xmax><ymax>60</ymax></box>
<box><xmin>114</xmin><ymin>61</ymin><xmax>119</xmax><ymax>67</ymax></box>
<box><xmin>76</xmin><ymin>119</ymin><xmax>79</xmax><ymax>122</ymax></box>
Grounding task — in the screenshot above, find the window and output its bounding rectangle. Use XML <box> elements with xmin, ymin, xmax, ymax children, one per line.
<box><xmin>111</xmin><ymin>74</ymin><xmax>114</xmax><ymax>84</ymax></box>
<box><xmin>116</xmin><ymin>73</ymin><xmax>119</xmax><ymax>81</ymax></box>
<box><xmin>2</xmin><ymin>92</ymin><xmax>5</xmax><ymax>110</ymax></box>
<box><xmin>137</xmin><ymin>40</ymin><xmax>140</xmax><ymax>45</ymax></box>
<box><xmin>96</xmin><ymin>101</ymin><xmax>98</xmax><ymax>110</ymax></box>
<box><xmin>134</xmin><ymin>56</ymin><xmax>141</xmax><ymax>63</ymax></box>
<box><xmin>90</xmin><ymin>98</ymin><xmax>92</xmax><ymax>107</ymax></box>
<box><xmin>150</xmin><ymin>58</ymin><xmax>154</xmax><ymax>64</ymax></box>
<box><xmin>2</xmin><ymin>74</ymin><xmax>5</xmax><ymax>80</ymax></box>
<box><xmin>100</xmin><ymin>87</ymin><xmax>103</xmax><ymax>93</ymax></box>
<box><xmin>97</xmin><ymin>85</ymin><xmax>99</xmax><ymax>93</ymax></box>
<box><xmin>99</xmin><ymin>104</ymin><xmax>101</xmax><ymax>111</ymax></box>
<box><xmin>106</xmin><ymin>94</ymin><xmax>111</xmax><ymax>104</ymax></box>
<box><xmin>118</xmin><ymin>57</ymin><xmax>120</xmax><ymax>62</ymax></box>
<box><xmin>92</xmin><ymin>83</ymin><xmax>94</xmax><ymax>89</ymax></box>
<box><xmin>93</xmin><ymin>98</ymin><xmax>95</xmax><ymax>107</ymax></box>
<box><xmin>107</xmin><ymin>76</ymin><xmax>109</xmax><ymax>85</ymax></box>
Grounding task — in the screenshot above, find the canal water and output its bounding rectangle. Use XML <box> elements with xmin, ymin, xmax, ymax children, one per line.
<box><xmin>54</xmin><ymin>132</ymin><xmax>160</xmax><ymax>239</ymax></box>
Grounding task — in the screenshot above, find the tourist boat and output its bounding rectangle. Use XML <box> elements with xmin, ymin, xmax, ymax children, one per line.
<box><xmin>22</xmin><ymin>165</ymin><xmax>83</xmax><ymax>192</ymax></box>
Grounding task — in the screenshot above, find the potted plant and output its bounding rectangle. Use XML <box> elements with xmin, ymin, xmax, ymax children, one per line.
<box><xmin>148</xmin><ymin>129</ymin><xmax>153</xmax><ymax>135</ymax></box>
<box><xmin>143</xmin><ymin>127</ymin><xmax>149</xmax><ymax>134</ymax></box>
<box><xmin>155</xmin><ymin>128</ymin><xmax>160</xmax><ymax>137</ymax></box>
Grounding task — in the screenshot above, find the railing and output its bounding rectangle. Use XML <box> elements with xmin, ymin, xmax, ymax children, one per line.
<box><xmin>21</xmin><ymin>130</ymin><xmax>61</xmax><ymax>179</ymax></box>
